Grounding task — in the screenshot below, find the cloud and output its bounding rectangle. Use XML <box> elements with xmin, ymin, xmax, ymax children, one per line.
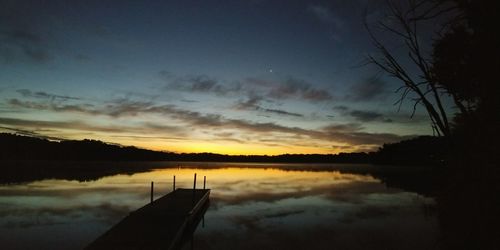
<box><xmin>267</xmin><ymin>77</ymin><xmax>332</xmax><ymax>102</ymax></box>
<box><xmin>307</xmin><ymin>5</ymin><xmax>342</xmax><ymax>27</ymax></box>
<box><xmin>322</xmin><ymin>123</ymin><xmax>363</xmax><ymax>132</ymax></box>
<box><xmin>262</xmin><ymin>108</ymin><xmax>303</xmax><ymax>117</ymax></box>
<box><xmin>333</xmin><ymin>105</ymin><xmax>349</xmax><ymax>111</ymax></box>
<box><xmin>241</xmin><ymin>77</ymin><xmax>333</xmax><ymax>103</ymax></box>
<box><xmin>4</xmin><ymin>97</ymin><xmax>411</xmax><ymax>149</ymax></box>
<box><xmin>347</xmin><ymin>76</ymin><xmax>387</xmax><ymax>101</ymax></box>
<box><xmin>8</xmin><ymin>97</ymin><xmax>224</xmax><ymax>128</ymax></box>
<box><xmin>301</xmin><ymin>88</ymin><xmax>332</xmax><ymax>102</ymax></box>
<box><xmin>321</xmin><ymin>123</ymin><xmax>408</xmax><ymax>146</ymax></box>
<box><xmin>8</xmin><ymin>98</ymin><xmax>96</xmax><ymax>114</ymax></box>
<box><xmin>332</xmin><ymin>105</ymin><xmax>392</xmax><ymax>123</ymax></box>
<box><xmin>16</xmin><ymin>89</ymin><xmax>81</xmax><ymax>101</ymax></box>
<box><xmin>0</xmin><ymin>29</ymin><xmax>51</xmax><ymax>63</ymax></box>
<box><xmin>0</xmin><ymin>116</ymin><xmax>185</xmax><ymax>137</ymax></box>
<box><xmin>307</xmin><ymin>4</ymin><xmax>345</xmax><ymax>42</ymax></box>
<box><xmin>349</xmin><ymin>110</ymin><xmax>385</xmax><ymax>122</ymax></box>
<box><xmin>0</xmin><ymin>6</ymin><xmax>51</xmax><ymax>63</ymax></box>
<box><xmin>159</xmin><ymin>70</ymin><xmax>174</xmax><ymax>79</ymax></box>
<box><xmin>184</xmin><ymin>75</ymin><xmax>217</xmax><ymax>92</ymax></box>
<box><xmin>161</xmin><ymin>72</ymin><xmax>241</xmax><ymax>96</ymax></box>
<box><xmin>245</xmin><ymin>77</ymin><xmax>273</xmax><ymax>87</ymax></box>
<box><xmin>161</xmin><ymin>72</ymin><xmax>332</xmax><ymax>104</ymax></box>
<box><xmin>0</xmin><ymin>1</ymin><xmax>55</xmax><ymax>63</ymax></box>
<box><xmin>234</xmin><ymin>95</ymin><xmax>303</xmax><ymax>117</ymax></box>
<box><xmin>180</xmin><ymin>99</ymin><xmax>198</xmax><ymax>103</ymax></box>
<box><xmin>0</xmin><ymin>117</ymin><xmax>83</xmax><ymax>129</ymax></box>
<box><xmin>104</xmin><ymin>99</ymin><xmax>162</xmax><ymax>117</ymax></box>
<box><xmin>233</xmin><ymin>95</ymin><xmax>263</xmax><ymax>111</ymax></box>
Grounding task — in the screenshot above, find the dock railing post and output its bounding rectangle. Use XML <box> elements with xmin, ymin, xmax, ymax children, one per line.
<box><xmin>192</xmin><ymin>173</ymin><xmax>197</xmax><ymax>205</ymax></box>
<box><xmin>150</xmin><ymin>181</ymin><xmax>154</xmax><ymax>204</ymax></box>
<box><xmin>173</xmin><ymin>175</ymin><xmax>176</xmax><ymax>191</ymax></box>
<box><xmin>203</xmin><ymin>176</ymin><xmax>206</xmax><ymax>190</ymax></box>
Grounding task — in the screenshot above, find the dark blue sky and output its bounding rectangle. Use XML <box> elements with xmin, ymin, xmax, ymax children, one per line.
<box><xmin>0</xmin><ymin>0</ymin><xmax>438</xmax><ymax>154</ymax></box>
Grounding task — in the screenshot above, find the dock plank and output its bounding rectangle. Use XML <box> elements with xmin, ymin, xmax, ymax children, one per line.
<box><xmin>86</xmin><ymin>188</ymin><xmax>210</xmax><ymax>250</ymax></box>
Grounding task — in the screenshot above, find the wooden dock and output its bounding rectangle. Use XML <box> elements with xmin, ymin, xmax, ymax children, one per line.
<box><xmin>85</xmin><ymin>187</ymin><xmax>210</xmax><ymax>250</ymax></box>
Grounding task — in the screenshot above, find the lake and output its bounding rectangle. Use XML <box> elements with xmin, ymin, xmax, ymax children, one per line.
<box><xmin>0</xmin><ymin>162</ymin><xmax>438</xmax><ymax>250</ymax></box>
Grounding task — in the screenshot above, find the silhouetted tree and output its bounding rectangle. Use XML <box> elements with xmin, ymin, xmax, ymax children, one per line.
<box><xmin>431</xmin><ymin>1</ymin><xmax>500</xmax><ymax>135</ymax></box>
<box><xmin>365</xmin><ymin>0</ymin><xmax>462</xmax><ymax>137</ymax></box>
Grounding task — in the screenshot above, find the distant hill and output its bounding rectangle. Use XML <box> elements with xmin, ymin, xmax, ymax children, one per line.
<box><xmin>0</xmin><ymin>133</ymin><xmax>450</xmax><ymax>186</ymax></box>
<box><xmin>0</xmin><ymin>133</ymin><xmax>169</xmax><ymax>161</ymax></box>
<box><xmin>0</xmin><ymin>133</ymin><xmax>371</xmax><ymax>163</ymax></box>
<box><xmin>1</xmin><ymin>133</ymin><xmax>449</xmax><ymax>165</ymax></box>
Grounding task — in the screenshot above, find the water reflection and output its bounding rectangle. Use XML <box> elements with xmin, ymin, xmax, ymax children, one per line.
<box><xmin>0</xmin><ymin>164</ymin><xmax>437</xmax><ymax>250</ymax></box>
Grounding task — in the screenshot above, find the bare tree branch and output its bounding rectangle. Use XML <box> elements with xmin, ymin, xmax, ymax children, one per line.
<box><xmin>364</xmin><ymin>0</ymin><xmax>454</xmax><ymax>137</ymax></box>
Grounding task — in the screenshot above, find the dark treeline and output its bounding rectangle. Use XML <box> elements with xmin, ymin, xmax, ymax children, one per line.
<box><xmin>0</xmin><ymin>133</ymin><xmax>169</xmax><ymax>161</ymax></box>
<box><xmin>172</xmin><ymin>152</ymin><xmax>372</xmax><ymax>164</ymax></box>
<box><xmin>1</xmin><ymin>132</ymin><xmax>446</xmax><ymax>197</ymax></box>
<box><xmin>0</xmin><ymin>133</ymin><xmax>373</xmax><ymax>163</ymax></box>
<box><xmin>373</xmin><ymin>136</ymin><xmax>450</xmax><ymax>166</ymax></box>
<box><xmin>1</xmin><ymin>133</ymin><xmax>449</xmax><ymax>165</ymax></box>
<box><xmin>0</xmin><ymin>133</ymin><xmax>454</xmax><ymax>165</ymax></box>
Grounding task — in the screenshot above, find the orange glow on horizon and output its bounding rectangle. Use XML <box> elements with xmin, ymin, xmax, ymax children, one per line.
<box><xmin>6</xmin><ymin>128</ymin><xmax>367</xmax><ymax>156</ymax></box>
<box><xmin>128</xmin><ymin>140</ymin><xmax>348</xmax><ymax>155</ymax></box>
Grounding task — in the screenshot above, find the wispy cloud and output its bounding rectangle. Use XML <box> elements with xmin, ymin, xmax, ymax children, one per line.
<box><xmin>3</xmin><ymin>94</ymin><xmax>413</xmax><ymax>151</ymax></box>
<box><xmin>234</xmin><ymin>95</ymin><xmax>303</xmax><ymax>117</ymax></box>
<box><xmin>0</xmin><ymin>117</ymin><xmax>186</xmax><ymax>137</ymax></box>
<box><xmin>307</xmin><ymin>5</ymin><xmax>342</xmax><ymax>27</ymax></box>
<box><xmin>0</xmin><ymin>1</ymin><xmax>53</xmax><ymax>64</ymax></box>
<box><xmin>0</xmin><ymin>107</ymin><xmax>408</xmax><ymax>151</ymax></box>
<box><xmin>234</xmin><ymin>95</ymin><xmax>263</xmax><ymax>111</ymax></box>
<box><xmin>16</xmin><ymin>89</ymin><xmax>81</xmax><ymax>101</ymax></box>
<box><xmin>332</xmin><ymin>105</ymin><xmax>391</xmax><ymax>123</ymax></box>
<box><xmin>160</xmin><ymin>71</ymin><xmax>333</xmax><ymax>104</ymax></box>
<box><xmin>349</xmin><ymin>110</ymin><xmax>391</xmax><ymax>123</ymax></box>
<box><xmin>333</xmin><ymin>105</ymin><xmax>349</xmax><ymax>111</ymax></box>
<box><xmin>307</xmin><ymin>4</ymin><xmax>345</xmax><ymax>42</ymax></box>
<box><xmin>322</xmin><ymin>123</ymin><xmax>406</xmax><ymax>145</ymax></box>
<box><xmin>8</xmin><ymin>99</ymin><xmax>97</xmax><ymax>114</ymax></box>
<box><xmin>266</xmin><ymin>77</ymin><xmax>332</xmax><ymax>102</ymax></box>
<box><xmin>346</xmin><ymin>76</ymin><xmax>387</xmax><ymax>101</ymax></box>
<box><xmin>262</xmin><ymin>108</ymin><xmax>303</xmax><ymax>117</ymax></box>
<box><xmin>0</xmin><ymin>29</ymin><xmax>51</xmax><ymax>63</ymax></box>
<box><xmin>161</xmin><ymin>72</ymin><xmax>241</xmax><ymax>96</ymax></box>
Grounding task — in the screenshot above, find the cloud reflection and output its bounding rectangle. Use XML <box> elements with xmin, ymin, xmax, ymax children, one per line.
<box><xmin>0</xmin><ymin>165</ymin><xmax>437</xmax><ymax>250</ymax></box>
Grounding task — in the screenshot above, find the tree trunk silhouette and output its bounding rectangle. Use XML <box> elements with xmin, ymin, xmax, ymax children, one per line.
<box><xmin>365</xmin><ymin>0</ymin><xmax>460</xmax><ymax>137</ymax></box>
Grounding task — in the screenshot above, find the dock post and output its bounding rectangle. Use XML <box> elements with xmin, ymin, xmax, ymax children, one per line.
<box><xmin>203</xmin><ymin>176</ymin><xmax>206</xmax><ymax>190</ymax></box>
<box><xmin>150</xmin><ymin>181</ymin><xmax>154</xmax><ymax>204</ymax></box>
<box><xmin>192</xmin><ymin>173</ymin><xmax>197</xmax><ymax>205</ymax></box>
<box><xmin>173</xmin><ymin>175</ymin><xmax>176</xmax><ymax>191</ymax></box>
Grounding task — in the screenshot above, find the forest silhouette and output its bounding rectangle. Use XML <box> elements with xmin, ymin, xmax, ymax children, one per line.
<box><xmin>364</xmin><ymin>1</ymin><xmax>499</xmax><ymax>249</ymax></box>
<box><xmin>0</xmin><ymin>132</ymin><xmax>448</xmax><ymax>164</ymax></box>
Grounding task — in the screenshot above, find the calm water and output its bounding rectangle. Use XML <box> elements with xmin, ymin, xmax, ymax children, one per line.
<box><xmin>0</xmin><ymin>163</ymin><xmax>438</xmax><ymax>250</ymax></box>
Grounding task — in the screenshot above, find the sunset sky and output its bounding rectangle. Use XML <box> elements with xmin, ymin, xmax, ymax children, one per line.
<box><xmin>0</xmin><ymin>0</ymin><xmax>440</xmax><ymax>155</ymax></box>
